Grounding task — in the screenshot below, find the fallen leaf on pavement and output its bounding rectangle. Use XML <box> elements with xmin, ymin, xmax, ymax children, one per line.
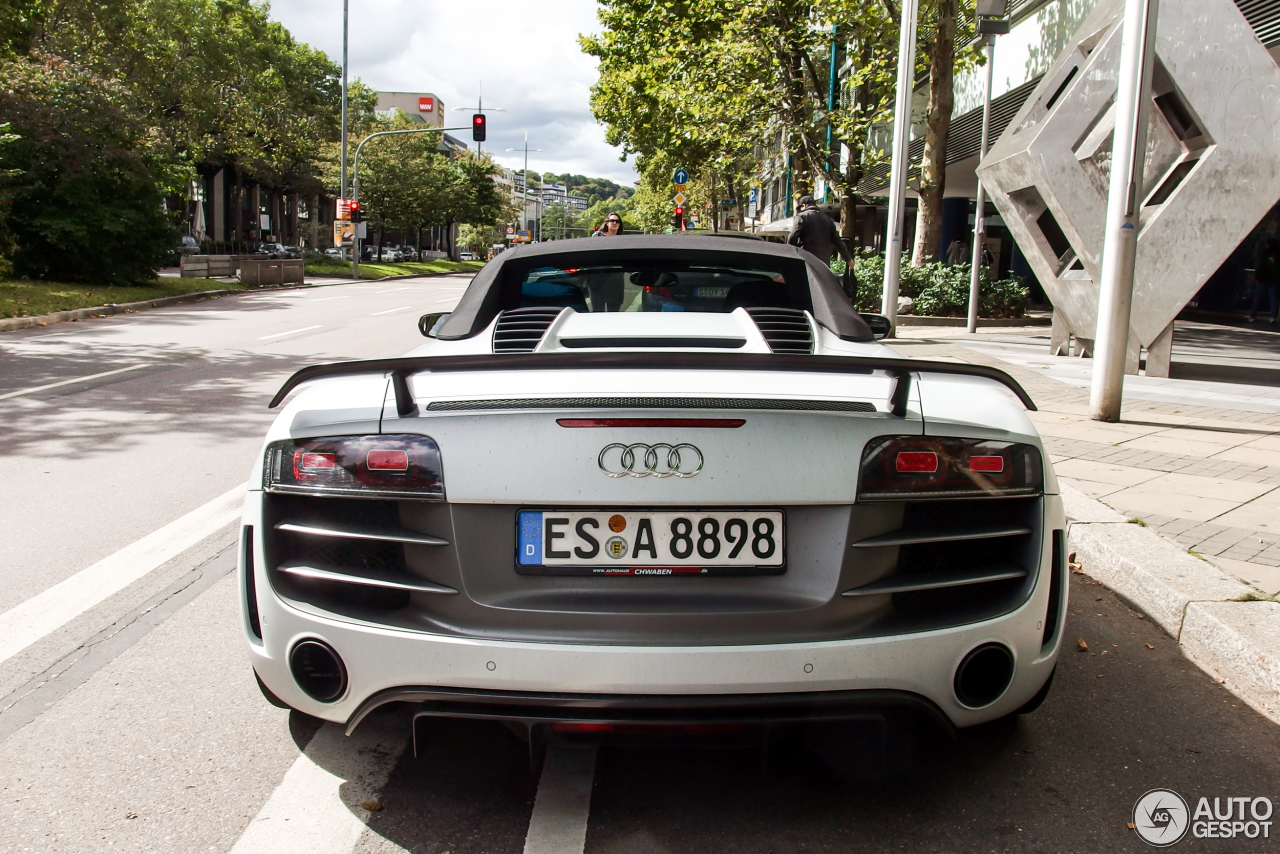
<box><xmin>1077</xmin><ymin>638</ymin><xmax>1088</xmax><ymax>651</ymax></box>
<box><xmin>361</xmin><ymin>800</ymin><xmax>383</xmax><ymax>811</ymax></box>
<box><xmin>1128</xmin><ymin>823</ymin><xmax>1136</xmax><ymax>830</ymax></box>
<box><xmin>1146</xmin><ymin>643</ymin><xmax>1155</xmax><ymax>649</ymax></box>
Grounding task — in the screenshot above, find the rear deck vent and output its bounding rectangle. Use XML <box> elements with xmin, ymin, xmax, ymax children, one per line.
<box><xmin>492</xmin><ymin>307</ymin><xmax>564</xmax><ymax>353</ymax></box>
<box><xmin>746</xmin><ymin>307</ymin><xmax>814</xmax><ymax>354</ymax></box>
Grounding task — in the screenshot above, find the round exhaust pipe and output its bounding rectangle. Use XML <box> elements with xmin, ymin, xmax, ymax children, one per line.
<box><xmin>289</xmin><ymin>639</ymin><xmax>347</xmax><ymax>702</ymax></box>
<box><xmin>954</xmin><ymin>643</ymin><xmax>1014</xmax><ymax>709</ymax></box>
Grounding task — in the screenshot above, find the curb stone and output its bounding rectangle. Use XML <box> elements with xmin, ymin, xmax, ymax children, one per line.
<box><xmin>1062</xmin><ymin>481</ymin><xmax>1280</xmax><ymax>725</ymax></box>
<box><xmin>0</xmin><ymin>270</ymin><xmax>471</xmax><ymax>333</ymax></box>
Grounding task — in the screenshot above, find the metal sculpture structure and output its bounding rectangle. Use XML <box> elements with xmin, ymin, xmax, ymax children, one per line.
<box><xmin>977</xmin><ymin>0</ymin><xmax>1280</xmax><ymax>374</ymax></box>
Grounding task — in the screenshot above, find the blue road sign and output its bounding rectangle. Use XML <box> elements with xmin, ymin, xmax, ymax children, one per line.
<box><xmin>673</xmin><ymin>168</ymin><xmax>689</xmax><ymax>186</ymax></box>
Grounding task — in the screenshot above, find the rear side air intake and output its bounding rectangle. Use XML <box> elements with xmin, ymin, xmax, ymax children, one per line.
<box><xmin>492</xmin><ymin>307</ymin><xmax>564</xmax><ymax>353</ymax></box>
<box><xmin>745</xmin><ymin>307</ymin><xmax>814</xmax><ymax>354</ymax></box>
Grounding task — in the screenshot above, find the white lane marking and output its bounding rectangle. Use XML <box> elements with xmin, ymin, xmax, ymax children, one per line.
<box><xmin>523</xmin><ymin>747</ymin><xmax>597</xmax><ymax>854</ymax></box>
<box><xmin>375</xmin><ymin>287</ymin><xmax>411</xmax><ymax>294</ymax></box>
<box><xmin>0</xmin><ymin>363</ymin><xmax>151</xmax><ymax>401</ymax></box>
<box><xmin>310</xmin><ymin>296</ymin><xmax>350</xmax><ymax>302</ymax></box>
<box><xmin>230</xmin><ymin>716</ymin><xmax>408</xmax><ymax>854</ymax></box>
<box><xmin>369</xmin><ymin>306</ymin><xmax>412</xmax><ymax>316</ymax></box>
<box><xmin>0</xmin><ymin>482</ymin><xmax>246</xmax><ymax>665</ymax></box>
<box><xmin>258</xmin><ymin>325</ymin><xmax>323</xmax><ymax>340</ymax></box>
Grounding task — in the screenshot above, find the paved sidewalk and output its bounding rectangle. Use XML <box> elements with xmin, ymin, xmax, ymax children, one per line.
<box><xmin>895</xmin><ymin>322</ymin><xmax>1280</xmax><ymax>596</ymax></box>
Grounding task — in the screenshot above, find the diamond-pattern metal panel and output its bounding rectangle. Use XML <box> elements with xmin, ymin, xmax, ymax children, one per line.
<box><xmin>977</xmin><ymin>0</ymin><xmax>1280</xmax><ymax>347</ymax></box>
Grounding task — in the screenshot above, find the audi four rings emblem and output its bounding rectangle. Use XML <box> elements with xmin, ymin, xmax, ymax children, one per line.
<box><xmin>598</xmin><ymin>443</ymin><xmax>704</xmax><ymax>478</ymax></box>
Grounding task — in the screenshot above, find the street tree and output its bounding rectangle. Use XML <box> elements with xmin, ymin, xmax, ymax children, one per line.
<box><xmin>0</xmin><ymin>54</ymin><xmax>177</xmax><ymax>283</ymax></box>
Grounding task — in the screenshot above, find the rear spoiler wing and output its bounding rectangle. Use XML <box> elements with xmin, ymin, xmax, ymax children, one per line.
<box><xmin>268</xmin><ymin>352</ymin><xmax>1036</xmax><ymax>419</ymax></box>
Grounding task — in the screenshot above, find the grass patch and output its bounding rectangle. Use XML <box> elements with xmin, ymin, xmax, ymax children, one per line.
<box><xmin>1233</xmin><ymin>590</ymin><xmax>1276</xmax><ymax>602</ymax></box>
<box><xmin>1126</xmin><ymin>517</ymin><xmax>1148</xmax><ymax>527</ymax></box>
<box><xmin>304</xmin><ymin>259</ymin><xmax>483</xmax><ymax>279</ymax></box>
<box><xmin>0</xmin><ymin>277</ymin><xmax>237</xmax><ymax>319</ymax></box>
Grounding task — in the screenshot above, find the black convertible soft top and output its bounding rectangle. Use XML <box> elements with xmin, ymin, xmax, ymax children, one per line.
<box><xmin>435</xmin><ymin>234</ymin><xmax>875</xmax><ymax>343</ymax></box>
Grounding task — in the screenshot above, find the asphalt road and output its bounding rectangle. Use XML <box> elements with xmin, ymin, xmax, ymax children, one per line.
<box><xmin>1</xmin><ymin>283</ymin><xmax>1277</xmax><ymax>853</ymax></box>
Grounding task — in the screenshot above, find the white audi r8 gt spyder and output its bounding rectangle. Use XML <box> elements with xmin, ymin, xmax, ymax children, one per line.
<box><xmin>242</xmin><ymin>234</ymin><xmax>1066</xmax><ymax>758</ymax></box>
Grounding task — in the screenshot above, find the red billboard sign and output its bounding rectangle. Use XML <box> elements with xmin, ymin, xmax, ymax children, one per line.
<box><xmin>418</xmin><ymin>97</ymin><xmax>434</xmax><ymax>112</ymax></box>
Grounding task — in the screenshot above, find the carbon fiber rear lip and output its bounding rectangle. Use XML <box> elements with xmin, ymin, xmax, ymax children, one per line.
<box><xmin>344</xmin><ymin>685</ymin><xmax>955</xmax><ymax>737</ymax></box>
<box><xmin>268</xmin><ymin>352</ymin><xmax>1036</xmax><ymax>417</ymax></box>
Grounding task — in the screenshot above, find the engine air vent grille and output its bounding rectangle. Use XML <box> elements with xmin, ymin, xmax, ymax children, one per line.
<box><xmin>746</xmin><ymin>307</ymin><xmax>814</xmax><ymax>354</ymax></box>
<box><xmin>492</xmin><ymin>307</ymin><xmax>564</xmax><ymax>353</ymax></box>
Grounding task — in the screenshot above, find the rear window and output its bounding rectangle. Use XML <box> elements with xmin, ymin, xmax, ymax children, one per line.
<box><xmin>511</xmin><ymin>258</ymin><xmax>810</xmax><ymax>313</ymax></box>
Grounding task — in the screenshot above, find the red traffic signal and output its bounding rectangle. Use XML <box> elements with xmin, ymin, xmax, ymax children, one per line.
<box><xmin>674</xmin><ymin>206</ymin><xmax>683</xmax><ymax>215</ymax></box>
<box><xmin>349</xmin><ymin>201</ymin><xmax>362</xmax><ymax>223</ymax></box>
<box><xmin>472</xmin><ymin>113</ymin><xmax>487</xmax><ymax>142</ymax></box>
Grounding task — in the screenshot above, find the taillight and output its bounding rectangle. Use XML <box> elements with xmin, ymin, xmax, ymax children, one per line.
<box><xmin>264</xmin><ymin>434</ymin><xmax>444</xmax><ymax>499</ymax></box>
<box><xmin>858</xmin><ymin>436</ymin><xmax>1042</xmax><ymax>501</ymax></box>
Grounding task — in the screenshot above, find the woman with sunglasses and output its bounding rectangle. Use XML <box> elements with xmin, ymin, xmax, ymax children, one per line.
<box><xmin>588</xmin><ymin>213</ymin><xmax>626</xmax><ymax>309</ymax></box>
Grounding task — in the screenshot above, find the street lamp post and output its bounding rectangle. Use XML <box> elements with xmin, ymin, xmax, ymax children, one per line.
<box><xmin>966</xmin><ymin>0</ymin><xmax>1010</xmax><ymax>333</ymax></box>
<box><xmin>881</xmin><ymin>0</ymin><xmax>921</xmax><ymax>333</ymax></box>
<box><xmin>1090</xmin><ymin>0</ymin><xmax>1161</xmax><ymax>421</ymax></box>
<box><xmin>340</xmin><ymin>0</ymin><xmax>348</xmax><ymax>213</ymax></box>
<box><xmin>350</xmin><ymin>126</ymin><xmax>470</xmax><ymax>278</ymax></box>
<box><xmin>452</xmin><ymin>82</ymin><xmax>506</xmax><ymax>156</ymax></box>
<box><xmin>505</xmin><ymin>134</ymin><xmax>543</xmax><ymax>246</ymax></box>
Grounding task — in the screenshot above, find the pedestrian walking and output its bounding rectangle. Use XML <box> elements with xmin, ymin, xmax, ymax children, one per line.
<box><xmin>946</xmin><ymin>238</ymin><xmax>967</xmax><ymax>265</ymax></box>
<box><xmin>1248</xmin><ymin>217</ymin><xmax>1279</xmax><ymax>323</ymax></box>
<box><xmin>592</xmin><ymin>213</ymin><xmax>624</xmax><ymax>237</ymax></box>
<box><xmin>788</xmin><ymin>195</ymin><xmax>855</xmax><ymax>300</ymax></box>
<box><xmin>980</xmin><ymin>244</ymin><xmax>994</xmax><ymax>268</ymax></box>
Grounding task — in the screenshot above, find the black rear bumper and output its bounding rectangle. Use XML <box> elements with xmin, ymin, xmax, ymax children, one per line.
<box><xmin>345</xmin><ymin>685</ymin><xmax>955</xmax><ymax>738</ymax></box>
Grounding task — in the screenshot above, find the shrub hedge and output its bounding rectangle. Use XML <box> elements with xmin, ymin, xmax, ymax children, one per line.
<box><xmin>834</xmin><ymin>253</ymin><xmax>1029</xmax><ymax>318</ymax></box>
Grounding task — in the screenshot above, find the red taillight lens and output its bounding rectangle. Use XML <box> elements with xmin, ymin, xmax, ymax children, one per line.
<box><xmin>968</xmin><ymin>455</ymin><xmax>1005</xmax><ymax>473</ymax></box>
<box><xmin>895</xmin><ymin>451</ymin><xmax>938</xmax><ymax>473</ymax></box>
<box><xmin>859</xmin><ymin>436</ymin><xmax>1042</xmax><ymax>500</ymax></box>
<box><xmin>296</xmin><ymin>452</ymin><xmax>337</xmax><ymax>473</ymax></box>
<box><xmin>265</xmin><ymin>435</ymin><xmax>443</xmax><ymax>499</ymax></box>
<box><xmin>367</xmin><ymin>449</ymin><xmax>409</xmax><ymax>471</ymax></box>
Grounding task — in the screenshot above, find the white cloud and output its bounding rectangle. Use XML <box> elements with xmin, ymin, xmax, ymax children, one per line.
<box><xmin>268</xmin><ymin>0</ymin><xmax>639</xmax><ymax>187</ymax></box>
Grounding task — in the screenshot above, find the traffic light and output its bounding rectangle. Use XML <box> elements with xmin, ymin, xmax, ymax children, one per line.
<box><xmin>472</xmin><ymin>113</ymin><xmax>486</xmax><ymax>142</ymax></box>
<box><xmin>349</xmin><ymin>201</ymin><xmax>362</xmax><ymax>223</ymax></box>
<box><xmin>671</xmin><ymin>206</ymin><xmax>684</xmax><ymax>230</ymax></box>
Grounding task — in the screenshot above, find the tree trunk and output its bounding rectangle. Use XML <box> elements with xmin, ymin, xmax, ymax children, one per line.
<box><xmin>310</xmin><ymin>194</ymin><xmax>320</xmax><ymax>249</ymax></box>
<box><xmin>911</xmin><ymin>0</ymin><xmax>958</xmax><ymax>266</ymax></box>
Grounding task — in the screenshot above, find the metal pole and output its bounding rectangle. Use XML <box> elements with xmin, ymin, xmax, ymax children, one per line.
<box><xmin>1090</xmin><ymin>0</ymin><xmax>1160</xmax><ymax>422</ymax></box>
<box><xmin>340</xmin><ymin>0</ymin><xmax>348</xmax><ymax>204</ymax></box>
<box><xmin>967</xmin><ymin>36</ymin><xmax>996</xmax><ymax>333</ymax></box>
<box><xmin>881</xmin><ymin>0</ymin><xmax>921</xmax><ymax>331</ymax></box>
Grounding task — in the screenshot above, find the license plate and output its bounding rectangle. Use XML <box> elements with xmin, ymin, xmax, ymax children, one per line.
<box><xmin>516</xmin><ymin>510</ymin><xmax>785</xmax><ymax>576</ymax></box>
<box><xmin>694</xmin><ymin>286</ymin><xmax>729</xmax><ymax>298</ymax></box>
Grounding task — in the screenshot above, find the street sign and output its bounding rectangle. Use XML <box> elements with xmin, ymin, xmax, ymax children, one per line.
<box><xmin>673</xmin><ymin>168</ymin><xmax>689</xmax><ymax>186</ymax></box>
<box><xmin>748</xmin><ymin>188</ymin><xmax>759</xmax><ymax>218</ymax></box>
<box><xmin>336</xmin><ymin>199</ymin><xmax>352</xmax><ymax>221</ymax></box>
<box><xmin>506</xmin><ymin>225</ymin><xmax>515</xmax><ymax>235</ymax></box>
<box><xmin>673</xmin><ymin>192</ymin><xmax>687</xmax><ymax>205</ymax></box>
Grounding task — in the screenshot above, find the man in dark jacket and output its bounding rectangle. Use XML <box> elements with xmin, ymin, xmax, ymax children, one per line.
<box><xmin>788</xmin><ymin>195</ymin><xmax>855</xmax><ymax>297</ymax></box>
<box><xmin>788</xmin><ymin>196</ymin><xmax>850</xmax><ymax>267</ymax></box>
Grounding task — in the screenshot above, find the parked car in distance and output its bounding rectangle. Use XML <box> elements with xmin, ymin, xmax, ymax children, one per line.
<box><xmin>256</xmin><ymin>243</ymin><xmax>289</xmax><ymax>259</ymax></box>
<box><xmin>323</xmin><ymin>247</ymin><xmax>345</xmax><ymax>259</ymax></box>
<box><xmin>177</xmin><ymin>235</ymin><xmax>200</xmax><ymax>255</ymax></box>
<box><xmin>459</xmin><ymin>250</ymin><xmax>475</xmax><ymax>261</ymax></box>
<box><xmin>281</xmin><ymin>246</ymin><xmax>302</xmax><ymax>259</ymax></box>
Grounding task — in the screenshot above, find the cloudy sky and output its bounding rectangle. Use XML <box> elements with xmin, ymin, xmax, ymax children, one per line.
<box><xmin>268</xmin><ymin>0</ymin><xmax>639</xmax><ymax>186</ymax></box>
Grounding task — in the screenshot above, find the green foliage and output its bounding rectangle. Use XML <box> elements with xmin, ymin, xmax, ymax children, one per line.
<box><xmin>0</xmin><ymin>55</ymin><xmax>177</xmax><ymax>284</ymax></box>
<box><xmin>538</xmin><ymin>172</ymin><xmax>634</xmax><ymax>207</ymax></box>
<box><xmin>38</xmin><ymin>0</ymin><xmax>347</xmax><ymax>189</ymax></box>
<box><xmin>848</xmin><ymin>253</ymin><xmax>1028</xmax><ymax>317</ymax></box>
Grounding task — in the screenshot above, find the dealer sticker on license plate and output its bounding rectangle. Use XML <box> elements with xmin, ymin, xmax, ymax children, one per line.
<box><xmin>516</xmin><ymin>510</ymin><xmax>785</xmax><ymax>576</ymax></box>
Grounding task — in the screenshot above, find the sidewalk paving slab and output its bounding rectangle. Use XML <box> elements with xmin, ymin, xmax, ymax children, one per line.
<box><xmin>1064</xmin><ymin>481</ymin><xmax>1280</xmax><ymax>725</ymax></box>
